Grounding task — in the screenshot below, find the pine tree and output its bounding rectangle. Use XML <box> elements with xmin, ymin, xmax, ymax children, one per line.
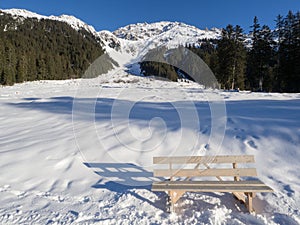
<box><xmin>217</xmin><ymin>25</ymin><xmax>246</xmax><ymax>90</ymax></box>
<box><xmin>273</xmin><ymin>14</ymin><xmax>285</xmax><ymax>91</ymax></box>
<box><xmin>293</xmin><ymin>12</ymin><xmax>300</xmax><ymax>91</ymax></box>
<box><xmin>247</xmin><ymin>17</ymin><xmax>261</xmax><ymax>90</ymax></box>
<box><xmin>3</xmin><ymin>42</ymin><xmax>16</xmax><ymax>85</ymax></box>
<box><xmin>247</xmin><ymin>17</ymin><xmax>276</xmax><ymax>91</ymax></box>
<box><xmin>16</xmin><ymin>54</ymin><xmax>27</xmax><ymax>83</ymax></box>
<box><xmin>275</xmin><ymin>10</ymin><xmax>300</xmax><ymax>92</ymax></box>
<box><xmin>251</xmin><ymin>16</ymin><xmax>260</xmax><ymax>41</ymax></box>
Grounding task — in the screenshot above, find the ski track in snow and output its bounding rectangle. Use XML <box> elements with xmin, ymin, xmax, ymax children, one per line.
<box><xmin>0</xmin><ymin>73</ymin><xmax>300</xmax><ymax>224</ymax></box>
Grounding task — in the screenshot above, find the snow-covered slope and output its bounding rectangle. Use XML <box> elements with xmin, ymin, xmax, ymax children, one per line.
<box><xmin>1</xmin><ymin>8</ymin><xmax>98</xmax><ymax>36</ymax></box>
<box><xmin>0</xmin><ymin>74</ymin><xmax>299</xmax><ymax>224</ymax></box>
<box><xmin>1</xmin><ymin>8</ymin><xmax>47</xmax><ymax>20</ymax></box>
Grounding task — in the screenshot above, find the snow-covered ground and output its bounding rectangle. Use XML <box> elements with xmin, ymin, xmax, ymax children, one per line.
<box><xmin>0</xmin><ymin>71</ymin><xmax>300</xmax><ymax>225</ymax></box>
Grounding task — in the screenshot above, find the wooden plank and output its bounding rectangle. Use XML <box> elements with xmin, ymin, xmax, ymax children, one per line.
<box><xmin>183</xmin><ymin>163</ymin><xmax>202</xmax><ymax>181</ymax></box>
<box><xmin>152</xmin><ymin>184</ymin><xmax>274</xmax><ymax>192</ymax></box>
<box><xmin>153</xmin><ymin>155</ymin><xmax>255</xmax><ymax>165</ymax></box>
<box><xmin>203</xmin><ymin>163</ymin><xmax>222</xmax><ymax>181</ymax></box>
<box><xmin>153</xmin><ymin>180</ymin><xmax>267</xmax><ymax>186</ymax></box>
<box><xmin>154</xmin><ymin>168</ymin><xmax>258</xmax><ymax>177</ymax></box>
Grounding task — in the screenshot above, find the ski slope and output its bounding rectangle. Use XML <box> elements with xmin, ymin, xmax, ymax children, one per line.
<box><xmin>0</xmin><ymin>71</ymin><xmax>299</xmax><ymax>225</ymax></box>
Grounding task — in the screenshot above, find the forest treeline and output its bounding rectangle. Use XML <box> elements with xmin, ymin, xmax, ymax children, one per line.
<box><xmin>141</xmin><ymin>10</ymin><xmax>300</xmax><ymax>92</ymax></box>
<box><xmin>0</xmin><ymin>13</ymin><xmax>113</xmax><ymax>85</ymax></box>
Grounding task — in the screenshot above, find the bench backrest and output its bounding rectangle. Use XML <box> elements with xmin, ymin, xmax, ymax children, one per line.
<box><xmin>153</xmin><ymin>155</ymin><xmax>257</xmax><ymax>178</ymax></box>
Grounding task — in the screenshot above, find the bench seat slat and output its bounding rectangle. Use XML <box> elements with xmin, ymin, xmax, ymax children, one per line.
<box><xmin>153</xmin><ymin>180</ymin><xmax>266</xmax><ymax>186</ymax></box>
<box><xmin>153</xmin><ymin>155</ymin><xmax>255</xmax><ymax>164</ymax></box>
<box><xmin>152</xmin><ymin>184</ymin><xmax>273</xmax><ymax>192</ymax></box>
<box><xmin>154</xmin><ymin>168</ymin><xmax>257</xmax><ymax>177</ymax></box>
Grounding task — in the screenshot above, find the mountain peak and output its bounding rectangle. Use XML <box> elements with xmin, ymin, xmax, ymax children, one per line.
<box><xmin>113</xmin><ymin>21</ymin><xmax>221</xmax><ymax>42</ymax></box>
<box><xmin>1</xmin><ymin>8</ymin><xmax>47</xmax><ymax>20</ymax></box>
<box><xmin>1</xmin><ymin>8</ymin><xmax>97</xmax><ymax>34</ymax></box>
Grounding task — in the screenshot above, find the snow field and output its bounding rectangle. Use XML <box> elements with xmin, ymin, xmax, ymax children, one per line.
<box><xmin>0</xmin><ymin>74</ymin><xmax>299</xmax><ymax>224</ymax></box>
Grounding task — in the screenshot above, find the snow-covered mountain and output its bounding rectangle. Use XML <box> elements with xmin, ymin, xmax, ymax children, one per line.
<box><xmin>99</xmin><ymin>21</ymin><xmax>222</xmax><ymax>74</ymax></box>
<box><xmin>101</xmin><ymin>21</ymin><xmax>221</xmax><ymax>60</ymax></box>
<box><xmin>1</xmin><ymin>8</ymin><xmax>222</xmax><ymax>71</ymax></box>
<box><xmin>113</xmin><ymin>21</ymin><xmax>221</xmax><ymax>42</ymax></box>
<box><xmin>1</xmin><ymin>8</ymin><xmax>98</xmax><ymax>36</ymax></box>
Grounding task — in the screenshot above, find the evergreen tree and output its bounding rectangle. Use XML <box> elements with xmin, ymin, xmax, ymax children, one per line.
<box><xmin>187</xmin><ymin>39</ymin><xmax>219</xmax><ymax>77</ymax></box>
<box><xmin>247</xmin><ymin>17</ymin><xmax>276</xmax><ymax>91</ymax></box>
<box><xmin>251</xmin><ymin>16</ymin><xmax>260</xmax><ymax>41</ymax></box>
<box><xmin>16</xmin><ymin>54</ymin><xmax>27</xmax><ymax>83</ymax></box>
<box><xmin>274</xmin><ymin>14</ymin><xmax>285</xmax><ymax>91</ymax></box>
<box><xmin>293</xmin><ymin>12</ymin><xmax>300</xmax><ymax>91</ymax></box>
<box><xmin>3</xmin><ymin>42</ymin><xmax>16</xmax><ymax>85</ymax></box>
<box><xmin>275</xmin><ymin>10</ymin><xmax>300</xmax><ymax>92</ymax></box>
<box><xmin>217</xmin><ymin>25</ymin><xmax>246</xmax><ymax>90</ymax></box>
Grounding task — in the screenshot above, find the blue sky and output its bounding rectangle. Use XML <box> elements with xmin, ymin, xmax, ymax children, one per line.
<box><xmin>1</xmin><ymin>0</ymin><xmax>299</xmax><ymax>32</ymax></box>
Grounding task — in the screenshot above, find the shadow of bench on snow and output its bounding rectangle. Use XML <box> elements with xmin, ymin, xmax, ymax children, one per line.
<box><xmin>84</xmin><ymin>162</ymin><xmax>155</xmax><ymax>190</ymax></box>
<box><xmin>84</xmin><ymin>162</ymin><xmax>168</xmax><ymax>211</ymax></box>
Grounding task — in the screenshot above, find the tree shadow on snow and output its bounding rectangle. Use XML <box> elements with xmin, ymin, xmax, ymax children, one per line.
<box><xmin>7</xmin><ymin>97</ymin><xmax>300</xmax><ymax>133</ymax></box>
<box><xmin>7</xmin><ymin>96</ymin><xmax>211</xmax><ymax>132</ymax></box>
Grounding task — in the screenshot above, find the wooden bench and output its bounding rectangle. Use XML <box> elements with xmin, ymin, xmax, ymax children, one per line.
<box><xmin>151</xmin><ymin>155</ymin><xmax>273</xmax><ymax>213</ymax></box>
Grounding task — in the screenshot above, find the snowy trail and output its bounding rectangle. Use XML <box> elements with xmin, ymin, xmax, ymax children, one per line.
<box><xmin>0</xmin><ymin>75</ymin><xmax>299</xmax><ymax>224</ymax></box>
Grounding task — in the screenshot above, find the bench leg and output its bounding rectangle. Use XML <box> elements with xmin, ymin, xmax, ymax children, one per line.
<box><xmin>169</xmin><ymin>191</ymin><xmax>175</xmax><ymax>213</ymax></box>
<box><xmin>246</xmin><ymin>192</ymin><xmax>254</xmax><ymax>213</ymax></box>
<box><xmin>168</xmin><ymin>190</ymin><xmax>185</xmax><ymax>213</ymax></box>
